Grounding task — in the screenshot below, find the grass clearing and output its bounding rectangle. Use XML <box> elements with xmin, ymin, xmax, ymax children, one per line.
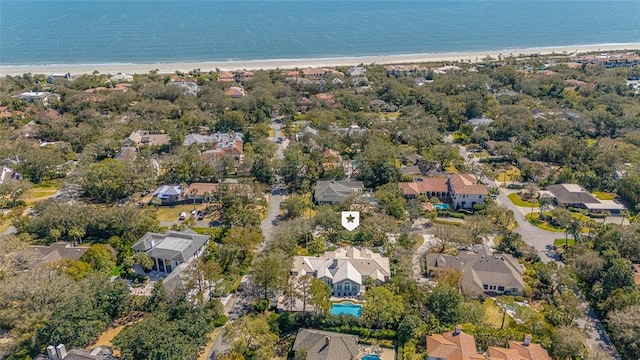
<box><xmin>497</xmin><ymin>166</ymin><xmax>521</xmax><ymax>183</ymax></box>
<box><xmin>268</xmin><ymin>128</ymin><xmax>275</xmax><ymax>138</ymax></box>
<box><xmin>592</xmin><ymin>191</ymin><xmax>616</xmax><ymax>200</ymax></box>
<box><xmin>154</xmin><ymin>204</ymin><xmax>208</xmax><ymax>221</ymax></box>
<box><xmin>525</xmin><ymin>213</ymin><xmax>565</xmax><ymax>232</ymax></box>
<box><xmin>507</xmin><ymin>193</ymin><xmax>539</xmax><ymax>208</ymax></box>
<box><xmin>554</xmin><ymin>238</ymin><xmax>575</xmax><ymax>247</ymax></box>
<box><xmin>484</xmin><ymin>298</ymin><xmax>511</xmax><ymax>328</ymax></box>
<box><xmin>109</xmin><ymin>265</ymin><xmax>123</xmax><ymax>277</ymax></box>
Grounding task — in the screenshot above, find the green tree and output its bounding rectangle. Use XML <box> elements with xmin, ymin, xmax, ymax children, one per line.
<box><xmin>607</xmin><ymin>305</ymin><xmax>640</xmax><ymax>359</ymax></box>
<box><xmin>251</xmin><ymin>251</ymin><xmax>289</xmax><ymax>300</ymax></box>
<box><xmin>425</xmin><ymin>284</ymin><xmax>463</xmax><ymax>326</ymax></box>
<box><xmin>375</xmin><ymin>183</ymin><xmax>406</xmax><ymax>219</ymax></box>
<box><xmin>550</xmin><ymin>326</ymin><xmax>588</xmax><ymax>360</ymax></box>
<box><xmin>362</xmin><ymin>285</ymin><xmax>404</xmax><ymax>329</ymax></box>
<box><xmin>308</xmin><ymin>277</ymin><xmax>332</xmax><ymax>315</ymax></box>
<box><xmin>223</xmin><ymin>315</ymin><xmax>278</xmax><ymax>360</ymax></box>
<box><xmin>80</xmin><ymin>244</ymin><xmax>116</xmax><ymax>271</ymax></box>
<box><xmin>83</xmin><ymin>158</ymin><xmax>136</xmax><ymax>203</ymax></box>
<box><xmin>250</xmin><ymin>156</ymin><xmax>273</xmax><ymax>185</ymax></box>
<box><xmin>131</xmin><ymin>252</ymin><xmax>152</xmax><ymax>273</ymax></box>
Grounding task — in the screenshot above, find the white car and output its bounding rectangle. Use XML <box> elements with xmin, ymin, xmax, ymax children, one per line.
<box><xmin>179</xmin><ymin>212</ymin><xmax>187</xmax><ymax>221</ymax></box>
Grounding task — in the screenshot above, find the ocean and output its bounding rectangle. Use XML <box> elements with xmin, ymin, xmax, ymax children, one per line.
<box><xmin>1</xmin><ymin>0</ymin><xmax>639</xmax><ymax>66</ymax></box>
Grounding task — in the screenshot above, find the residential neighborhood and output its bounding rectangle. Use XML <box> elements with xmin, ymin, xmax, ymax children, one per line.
<box><xmin>0</xmin><ymin>51</ymin><xmax>639</xmax><ymax>360</ymax></box>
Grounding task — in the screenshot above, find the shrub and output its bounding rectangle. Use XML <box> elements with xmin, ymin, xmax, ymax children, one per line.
<box><xmin>213</xmin><ymin>315</ymin><xmax>227</xmax><ymax>327</ymax></box>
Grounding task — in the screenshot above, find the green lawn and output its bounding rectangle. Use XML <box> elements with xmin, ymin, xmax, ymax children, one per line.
<box><xmin>484</xmin><ymin>298</ymin><xmax>511</xmax><ymax>328</ymax></box>
<box><xmin>109</xmin><ymin>265</ymin><xmax>123</xmax><ymax>277</ymax></box>
<box><xmin>497</xmin><ymin>166</ymin><xmax>521</xmax><ymax>183</ymax></box>
<box><xmin>508</xmin><ymin>193</ymin><xmax>539</xmax><ymax>208</ymax></box>
<box><xmin>554</xmin><ymin>238</ymin><xmax>575</xmax><ymax>247</ymax></box>
<box><xmin>525</xmin><ymin>213</ymin><xmax>565</xmax><ymax>232</ymax></box>
<box><xmin>592</xmin><ymin>191</ymin><xmax>616</xmax><ymax>200</ymax></box>
<box><xmin>154</xmin><ymin>204</ymin><xmax>208</xmax><ymax>221</ymax></box>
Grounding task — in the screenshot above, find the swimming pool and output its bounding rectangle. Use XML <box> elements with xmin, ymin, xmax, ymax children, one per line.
<box><xmin>330</xmin><ymin>301</ymin><xmax>362</xmax><ymax>317</ymax></box>
<box><xmin>361</xmin><ymin>355</ymin><xmax>381</xmax><ymax>360</ymax></box>
<box><xmin>434</xmin><ymin>203</ymin><xmax>450</xmax><ymax>210</ymax></box>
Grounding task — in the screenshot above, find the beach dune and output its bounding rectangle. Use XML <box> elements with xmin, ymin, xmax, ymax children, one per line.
<box><xmin>1</xmin><ymin>43</ymin><xmax>639</xmax><ymax>77</ymax></box>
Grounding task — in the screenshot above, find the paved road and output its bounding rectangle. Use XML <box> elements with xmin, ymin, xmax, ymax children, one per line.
<box><xmin>209</xmin><ymin>120</ymin><xmax>288</xmax><ymax>359</ymax></box>
<box><xmin>458</xmin><ymin>145</ymin><xmax>619</xmax><ymax>359</ymax></box>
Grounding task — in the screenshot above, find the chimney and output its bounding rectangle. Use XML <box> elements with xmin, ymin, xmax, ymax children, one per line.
<box><xmin>524</xmin><ymin>334</ymin><xmax>532</xmax><ymax>346</ymax></box>
<box><xmin>453</xmin><ymin>325</ymin><xmax>462</xmax><ymax>336</ymax></box>
<box><xmin>46</xmin><ymin>345</ymin><xmax>58</xmax><ymax>360</ymax></box>
<box><xmin>325</xmin><ymin>336</ymin><xmax>331</xmax><ymax>346</ymax></box>
<box><xmin>55</xmin><ymin>344</ymin><xmax>67</xmax><ymax>359</ymax></box>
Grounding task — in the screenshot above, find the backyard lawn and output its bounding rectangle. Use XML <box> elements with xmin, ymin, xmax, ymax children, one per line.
<box><xmin>592</xmin><ymin>191</ymin><xmax>616</xmax><ymax>200</ymax></box>
<box><xmin>484</xmin><ymin>298</ymin><xmax>511</xmax><ymax>328</ymax></box>
<box><xmin>23</xmin><ymin>182</ymin><xmax>60</xmax><ymax>203</ymax></box>
<box><xmin>507</xmin><ymin>193</ymin><xmax>539</xmax><ymax>208</ymax></box>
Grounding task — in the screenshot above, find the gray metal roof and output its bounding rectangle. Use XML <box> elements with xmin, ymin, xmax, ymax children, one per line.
<box><xmin>132</xmin><ymin>230</ymin><xmax>209</xmax><ymax>263</ymax></box>
<box><xmin>292</xmin><ymin>329</ymin><xmax>358</xmax><ymax>360</ymax></box>
<box><xmin>546</xmin><ymin>183</ymin><xmax>599</xmax><ymax>205</ymax></box>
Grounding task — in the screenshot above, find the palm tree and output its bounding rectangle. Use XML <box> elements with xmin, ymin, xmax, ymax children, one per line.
<box><xmin>68</xmin><ymin>227</ymin><xmax>86</xmax><ymax>245</ymax></box>
<box><xmin>568</xmin><ymin>220</ymin><xmax>581</xmax><ymax>246</ymax></box>
<box><xmin>620</xmin><ymin>209</ymin><xmax>630</xmax><ymax>225</ymax></box>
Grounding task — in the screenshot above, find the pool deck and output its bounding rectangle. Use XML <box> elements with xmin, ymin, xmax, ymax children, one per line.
<box><xmin>358</xmin><ymin>346</ymin><xmax>395</xmax><ymax>360</ymax></box>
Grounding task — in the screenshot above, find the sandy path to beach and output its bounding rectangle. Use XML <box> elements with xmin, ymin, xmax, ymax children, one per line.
<box><xmin>1</xmin><ymin>43</ymin><xmax>639</xmax><ymax>76</ymax></box>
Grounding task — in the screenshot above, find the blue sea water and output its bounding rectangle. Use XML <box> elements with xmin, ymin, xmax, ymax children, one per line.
<box><xmin>1</xmin><ymin>0</ymin><xmax>639</xmax><ymax>66</ymax></box>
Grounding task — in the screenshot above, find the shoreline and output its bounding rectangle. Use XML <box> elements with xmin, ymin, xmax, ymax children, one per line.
<box><xmin>1</xmin><ymin>43</ymin><xmax>639</xmax><ymax>76</ymax></box>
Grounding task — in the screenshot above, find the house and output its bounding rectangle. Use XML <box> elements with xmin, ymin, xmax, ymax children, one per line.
<box><xmin>183</xmin><ymin>182</ymin><xmax>218</xmax><ymax>202</ymax></box>
<box><xmin>449</xmin><ymin>174</ymin><xmax>488</xmax><ymax>209</ymax></box>
<box><xmin>545</xmin><ymin>183</ymin><xmax>599</xmax><ymax>208</ymax></box>
<box><xmin>425</xmin><ymin>247</ymin><xmax>525</xmax><ymax>297</ymax></box>
<box><xmin>151</xmin><ymin>184</ymin><xmax>183</xmax><ymax>205</ymax></box>
<box><xmin>225</xmin><ymin>86</ymin><xmax>246</xmax><ymax>98</ymax></box>
<box><xmin>467</xmin><ymin>117</ymin><xmax>494</xmax><ymax>129</ymax></box>
<box><xmin>46</xmin><ymin>73</ymin><xmax>73</xmax><ymax>83</ymax></box>
<box><xmin>128</xmin><ymin>130</ymin><xmax>170</xmax><ymax>147</ymax></box>
<box><xmin>414</xmin><ymin>77</ymin><xmax>434</xmax><ymax>87</ymax></box>
<box><xmin>574</xmin><ymin>53</ymin><xmax>640</xmax><ymax>68</ymax></box>
<box><xmin>38</xmin><ymin>343</ymin><xmax>112</xmax><ymax>360</ymax></box>
<box><xmin>314</xmin><ymin>93</ymin><xmax>338</xmax><ymax>108</ymax></box>
<box><xmin>345</xmin><ymin>124</ymin><xmax>367</xmax><ymax>137</ymax></box>
<box><xmin>184</xmin><ymin>132</ymin><xmax>243</xmax><ymax>147</ymax></box>
<box><xmin>322</xmin><ymin>149</ymin><xmax>343</xmax><ymax>170</ymax></box>
<box><xmin>0</xmin><ymin>106</ymin><xmax>24</xmax><ymax>120</ymax></box>
<box><xmin>297</xmin><ymin>97</ymin><xmax>313</xmax><ymax>113</ymax></box>
<box><xmin>132</xmin><ymin>229</ymin><xmax>210</xmax><ymax>274</ymax></box>
<box><xmin>427</xmin><ymin>328</ymin><xmax>550</xmax><ymax>360</ymax></box>
<box><xmin>0</xmin><ymin>166</ymin><xmax>21</xmax><ymax>184</ymax></box>
<box><xmin>234</xmin><ymin>70</ymin><xmax>254</xmax><ymax>82</ymax></box>
<box><xmin>169</xmin><ymin>79</ymin><xmax>200</xmax><ymax>96</ymax></box>
<box><xmin>109</xmin><ymin>73</ymin><xmax>133</xmax><ymax>83</ymax></box>
<box><xmin>17</xmin><ymin>91</ymin><xmax>60</xmax><ymax>106</ymax></box>
<box><xmin>292</xmin><ymin>329</ymin><xmax>359</xmax><ymax>360</ymax></box>
<box><xmin>199</xmin><ymin>133</ymin><xmax>244</xmax><ymax>164</ymax></box>
<box><xmin>347</xmin><ymin>66</ymin><xmax>366</xmax><ymax>77</ymax></box>
<box><xmin>426</xmin><ymin>326</ymin><xmax>482</xmax><ymax>360</ymax></box>
<box><xmin>385</xmin><ymin>64</ymin><xmax>428</xmax><ymax>77</ymax></box>
<box><xmin>115</xmin><ymin>146</ymin><xmax>138</xmax><ymax>161</ymax></box>
<box><xmin>399</xmin><ymin>174</ymin><xmax>487</xmax><ymax>209</ymax></box>
<box><xmin>30</xmin><ymin>242</ymin><xmax>90</xmax><ymax>265</ymax></box>
<box><xmin>399</xmin><ymin>178</ymin><xmax>450</xmax><ymax>201</ymax></box>
<box><xmin>314</xmin><ymin>180</ymin><xmax>364</xmax><ymax>205</ymax></box>
<box><xmin>303</xmin><ymin>68</ymin><xmax>330</xmax><ymax>79</ymax></box>
<box><xmin>488</xmin><ymin>335</ymin><xmax>551</xmax><ymax>360</ymax></box>
<box><xmin>217</xmin><ymin>71</ymin><xmax>235</xmax><ymax>82</ymax></box>
<box><xmin>290</xmin><ymin>247</ymin><xmax>390</xmax><ymax>298</ymax></box>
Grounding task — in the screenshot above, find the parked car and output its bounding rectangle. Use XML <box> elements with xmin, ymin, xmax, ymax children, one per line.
<box><xmin>190</xmin><ymin>209</ymin><xmax>198</xmax><ymax>219</ymax></box>
<box><xmin>197</xmin><ymin>211</ymin><xmax>206</xmax><ymax>221</ymax></box>
<box><xmin>179</xmin><ymin>212</ymin><xmax>187</xmax><ymax>221</ymax></box>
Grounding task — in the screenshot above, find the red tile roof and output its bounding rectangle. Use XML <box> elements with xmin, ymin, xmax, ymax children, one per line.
<box><xmin>399</xmin><ymin>178</ymin><xmax>448</xmax><ymax>196</ymax></box>
<box><xmin>449</xmin><ymin>174</ymin><xmax>488</xmax><ymax>195</ymax></box>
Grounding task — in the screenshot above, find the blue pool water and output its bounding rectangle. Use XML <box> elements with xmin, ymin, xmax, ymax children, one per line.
<box><xmin>434</xmin><ymin>203</ymin><xmax>450</xmax><ymax>211</ymax></box>
<box><xmin>330</xmin><ymin>302</ymin><xmax>362</xmax><ymax>317</ymax></box>
<box><xmin>361</xmin><ymin>356</ymin><xmax>381</xmax><ymax>360</ymax></box>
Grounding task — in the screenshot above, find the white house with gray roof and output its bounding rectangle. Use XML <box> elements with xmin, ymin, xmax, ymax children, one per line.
<box><xmin>132</xmin><ymin>230</ymin><xmax>209</xmax><ymax>274</ymax></box>
<box><xmin>291</xmin><ymin>247</ymin><xmax>390</xmax><ymax>298</ymax></box>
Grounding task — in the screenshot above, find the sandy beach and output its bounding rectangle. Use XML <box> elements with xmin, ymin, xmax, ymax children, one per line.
<box><xmin>1</xmin><ymin>43</ymin><xmax>639</xmax><ymax>77</ymax></box>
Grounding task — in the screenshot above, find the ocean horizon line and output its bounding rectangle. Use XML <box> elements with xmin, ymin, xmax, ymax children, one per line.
<box><xmin>1</xmin><ymin>42</ymin><xmax>639</xmax><ymax>76</ymax></box>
